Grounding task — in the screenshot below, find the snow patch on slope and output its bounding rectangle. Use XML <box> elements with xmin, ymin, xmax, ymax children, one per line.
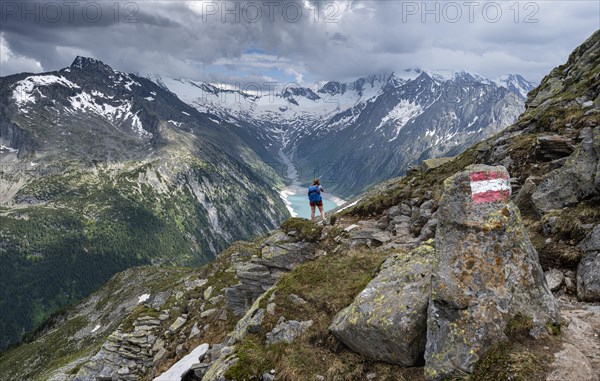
<box><xmin>12</xmin><ymin>75</ymin><xmax>80</xmax><ymax>107</ymax></box>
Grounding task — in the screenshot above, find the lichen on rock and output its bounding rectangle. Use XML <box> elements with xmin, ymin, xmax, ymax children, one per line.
<box><xmin>329</xmin><ymin>242</ymin><xmax>434</xmax><ymax>366</ymax></box>
<box><xmin>424</xmin><ymin>164</ymin><xmax>561</xmax><ymax>380</ymax></box>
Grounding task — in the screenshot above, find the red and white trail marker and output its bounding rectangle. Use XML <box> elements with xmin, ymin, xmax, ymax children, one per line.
<box><xmin>469</xmin><ymin>171</ymin><xmax>511</xmax><ymax>204</ymax></box>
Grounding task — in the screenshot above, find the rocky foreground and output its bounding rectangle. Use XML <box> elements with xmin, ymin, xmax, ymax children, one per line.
<box><xmin>1</xmin><ymin>29</ymin><xmax>599</xmax><ymax>381</ymax></box>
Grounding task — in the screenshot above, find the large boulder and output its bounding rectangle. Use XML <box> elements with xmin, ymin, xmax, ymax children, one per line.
<box><xmin>577</xmin><ymin>225</ymin><xmax>600</xmax><ymax>301</ymax></box>
<box><xmin>531</xmin><ymin>127</ymin><xmax>599</xmax><ymax>214</ymax></box>
<box><xmin>425</xmin><ymin>164</ymin><xmax>561</xmax><ymax>380</ymax></box>
<box><xmin>330</xmin><ymin>243</ymin><xmax>434</xmax><ymax>366</ymax></box>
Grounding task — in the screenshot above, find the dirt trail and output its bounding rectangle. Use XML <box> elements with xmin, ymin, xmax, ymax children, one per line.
<box><xmin>547</xmin><ymin>296</ymin><xmax>600</xmax><ymax>381</ymax></box>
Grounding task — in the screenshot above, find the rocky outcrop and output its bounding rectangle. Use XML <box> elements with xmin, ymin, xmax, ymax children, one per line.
<box><xmin>265</xmin><ymin>318</ymin><xmax>314</xmax><ymax>346</ymax></box>
<box><xmin>76</xmin><ymin>315</ymin><xmax>167</xmax><ymax>381</ymax></box>
<box><xmin>330</xmin><ymin>243</ymin><xmax>434</xmax><ymax>366</ymax></box>
<box><xmin>425</xmin><ymin>164</ymin><xmax>561</xmax><ymax>380</ymax></box>
<box><xmin>532</xmin><ymin>127</ymin><xmax>599</xmax><ymax>214</ymax></box>
<box><xmin>225</xmin><ymin>232</ymin><xmax>316</xmax><ymax>316</ymax></box>
<box><xmin>577</xmin><ymin>225</ymin><xmax>600</xmax><ymax>301</ymax></box>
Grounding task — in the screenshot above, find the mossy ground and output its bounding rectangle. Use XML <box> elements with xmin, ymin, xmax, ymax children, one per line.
<box><xmin>226</xmin><ymin>248</ymin><xmax>425</xmax><ymax>381</ymax></box>
<box><xmin>281</xmin><ymin>218</ymin><xmax>324</xmax><ymax>243</ymax></box>
<box><xmin>471</xmin><ymin>314</ymin><xmax>562</xmax><ymax>381</ymax></box>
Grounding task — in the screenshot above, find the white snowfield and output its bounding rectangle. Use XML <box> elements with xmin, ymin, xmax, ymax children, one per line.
<box><xmin>11</xmin><ymin>71</ymin><xmax>151</xmax><ymax>138</ymax></box>
<box><xmin>68</xmin><ymin>90</ymin><xmax>150</xmax><ymax>137</ymax></box>
<box><xmin>12</xmin><ymin>75</ymin><xmax>80</xmax><ymax>106</ymax></box>
<box><xmin>153</xmin><ymin>343</ymin><xmax>210</xmax><ymax>381</ymax></box>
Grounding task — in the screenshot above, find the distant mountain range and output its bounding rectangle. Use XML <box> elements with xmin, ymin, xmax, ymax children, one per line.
<box><xmin>149</xmin><ymin>69</ymin><xmax>536</xmax><ymax>196</ymax></box>
<box><xmin>0</xmin><ymin>57</ymin><xmax>289</xmax><ymax>350</ymax></box>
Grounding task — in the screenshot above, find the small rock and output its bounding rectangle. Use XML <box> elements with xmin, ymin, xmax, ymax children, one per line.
<box><xmin>153</xmin><ymin>347</ymin><xmax>169</xmax><ymax>365</ymax></box>
<box><xmin>545</xmin><ymin>269</ymin><xmax>565</xmax><ymax>292</ymax></box>
<box><xmin>246</xmin><ymin>308</ymin><xmax>265</xmax><ymax>334</ymax></box>
<box><xmin>201</xmin><ymin>308</ymin><xmax>217</xmax><ymax>318</ymax></box>
<box><xmin>189</xmin><ymin>323</ymin><xmax>201</xmax><ymax>339</ymax></box>
<box><xmin>577</xmin><ymin>251</ymin><xmax>600</xmax><ymax>302</ymax></box>
<box><xmin>176</xmin><ymin>343</ymin><xmax>185</xmax><ymax>357</ymax></box>
<box><xmin>542</xmin><ymin>216</ymin><xmax>558</xmax><ymax>236</ymax></box>
<box><xmin>262</xmin><ymin>373</ymin><xmax>275</xmax><ymax>381</ymax></box>
<box><xmin>344</xmin><ymin>224</ymin><xmax>360</xmax><ymax>232</ymax></box>
<box><xmin>209</xmin><ymin>295</ymin><xmax>224</xmax><ymax>305</ymax></box>
<box><xmin>288</xmin><ymin>294</ymin><xmax>307</xmax><ymax>305</ymax></box>
<box><xmin>564</xmin><ymin>276</ymin><xmax>576</xmax><ymax>294</ymax></box>
<box><xmin>582</xmin><ymin>100</ymin><xmax>594</xmax><ymax>108</ymax></box>
<box><xmin>267</xmin><ymin>303</ymin><xmax>276</xmax><ymax>315</ymax></box>
<box><xmin>204</xmin><ymin>286</ymin><xmax>214</xmax><ymax>300</ymax></box>
<box><xmin>168</xmin><ymin>316</ymin><xmax>187</xmax><ymax>332</ymax></box>
<box><xmin>265</xmin><ymin>320</ymin><xmax>313</xmax><ymax>345</ymax></box>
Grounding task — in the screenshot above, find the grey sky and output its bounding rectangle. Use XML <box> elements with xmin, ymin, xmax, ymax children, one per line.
<box><xmin>1</xmin><ymin>0</ymin><xmax>598</xmax><ymax>84</ymax></box>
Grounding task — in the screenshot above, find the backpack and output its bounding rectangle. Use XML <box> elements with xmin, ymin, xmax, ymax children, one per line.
<box><xmin>308</xmin><ymin>185</ymin><xmax>322</xmax><ymax>203</ymax></box>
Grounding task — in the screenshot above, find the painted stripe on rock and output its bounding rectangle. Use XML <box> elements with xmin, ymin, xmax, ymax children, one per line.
<box><xmin>470</xmin><ymin>172</ymin><xmax>511</xmax><ymax>204</ymax></box>
<box><xmin>472</xmin><ymin>190</ymin><xmax>511</xmax><ymax>204</ymax></box>
<box><xmin>470</xmin><ymin>178</ymin><xmax>511</xmax><ymax>195</ymax></box>
<box><xmin>469</xmin><ymin>171</ymin><xmax>508</xmax><ymax>182</ymax></box>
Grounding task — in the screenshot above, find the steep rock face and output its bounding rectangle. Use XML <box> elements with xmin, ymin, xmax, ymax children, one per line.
<box><xmin>424</xmin><ymin>165</ymin><xmax>560</xmax><ymax>380</ymax></box>
<box><xmin>330</xmin><ymin>243</ymin><xmax>434</xmax><ymax>366</ymax></box>
<box><xmin>577</xmin><ymin>225</ymin><xmax>600</xmax><ymax>301</ymax></box>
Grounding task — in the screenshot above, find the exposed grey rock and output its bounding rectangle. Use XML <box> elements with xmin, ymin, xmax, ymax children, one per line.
<box><xmin>204</xmin><ymin>286</ymin><xmax>214</xmax><ymax>300</ymax></box>
<box><xmin>330</xmin><ymin>243</ymin><xmax>434</xmax><ymax>366</ymax></box>
<box><xmin>545</xmin><ymin>269</ymin><xmax>565</xmax><ymax>292</ymax></box>
<box><xmin>203</xmin><ymin>290</ymin><xmax>274</xmax><ymax>380</ymax></box>
<box><xmin>547</xmin><ymin>343</ymin><xmax>597</xmax><ymax>381</ymax></box>
<box><xmin>256</xmin><ymin>242</ymin><xmax>317</xmax><ymax>271</ymax></box>
<box><xmin>189</xmin><ymin>323</ymin><xmax>201</xmax><ymax>339</ymax></box>
<box><xmin>349</xmin><ymin>227</ymin><xmax>392</xmax><ymax>249</ymax></box>
<box><xmin>532</xmin><ymin>127</ymin><xmax>599</xmax><ymax>214</ymax></box>
<box><xmin>421</xmin><ymin>157</ymin><xmax>454</xmax><ymax>172</ymax></box>
<box><xmin>417</xmin><ymin>217</ymin><xmax>438</xmax><ymax>241</ymax></box>
<box><xmin>536</xmin><ymin>135</ymin><xmax>575</xmax><ymax>161</ymax></box>
<box><xmin>201</xmin><ymin>309</ymin><xmax>217</xmax><ymax>318</ymax></box>
<box><xmin>542</xmin><ymin>215</ymin><xmax>559</xmax><ymax>236</ymax></box>
<box><xmin>425</xmin><ymin>164</ymin><xmax>561</xmax><ymax>380</ymax></box>
<box><xmin>265</xmin><ymin>319</ymin><xmax>314</xmax><ymax>345</ymax></box>
<box><xmin>169</xmin><ymin>316</ymin><xmax>187</xmax><ymax>332</ymax></box>
<box><xmin>288</xmin><ymin>294</ymin><xmax>307</xmax><ymax>305</ymax></box>
<box><xmin>514</xmin><ymin>177</ymin><xmax>537</xmax><ymax>208</ymax></box>
<box><xmin>579</xmin><ymin>224</ymin><xmax>600</xmax><ymax>253</ymax></box>
<box><xmin>225</xmin><ymin>239</ymin><xmax>315</xmax><ymax>317</ymax></box>
<box><xmin>577</xmin><ymin>252</ymin><xmax>600</xmax><ymax>302</ymax></box>
<box><xmin>246</xmin><ymin>308</ymin><xmax>265</xmax><ymax>334</ymax></box>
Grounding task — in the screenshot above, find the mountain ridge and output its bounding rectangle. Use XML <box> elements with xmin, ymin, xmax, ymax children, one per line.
<box><xmin>151</xmin><ymin>68</ymin><xmax>535</xmax><ymax>197</ymax></box>
<box><xmin>0</xmin><ymin>56</ymin><xmax>290</xmax><ymax>350</ymax></box>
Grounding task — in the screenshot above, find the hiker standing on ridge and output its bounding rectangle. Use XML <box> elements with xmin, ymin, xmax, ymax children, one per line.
<box><xmin>308</xmin><ymin>178</ymin><xmax>326</xmax><ymax>225</ymax></box>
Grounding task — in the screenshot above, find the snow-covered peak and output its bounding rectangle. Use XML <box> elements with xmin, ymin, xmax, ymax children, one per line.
<box><xmin>71</xmin><ymin>56</ymin><xmax>114</xmax><ymax>73</ymax></box>
<box><xmin>493</xmin><ymin>74</ymin><xmax>536</xmax><ymax>100</ymax></box>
